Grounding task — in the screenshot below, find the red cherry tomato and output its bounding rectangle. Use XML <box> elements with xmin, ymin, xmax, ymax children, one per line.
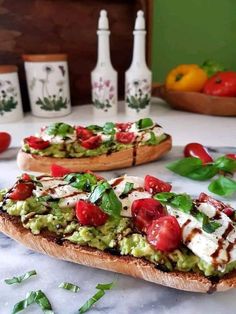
<box><xmin>25</xmin><ymin>136</ymin><xmax>50</xmax><ymax>150</ymax></box>
<box><xmin>0</xmin><ymin>132</ymin><xmax>11</xmax><ymax>153</ymax></box>
<box><xmin>184</xmin><ymin>143</ymin><xmax>213</xmax><ymax>164</ymax></box>
<box><xmin>226</xmin><ymin>154</ymin><xmax>236</xmax><ymax>160</ymax></box>
<box><xmin>76</xmin><ymin>126</ymin><xmax>94</xmax><ymax>140</ymax></box>
<box><xmin>81</xmin><ymin>135</ymin><xmax>102</xmax><ymax>149</ymax></box>
<box><xmin>198</xmin><ymin>192</ymin><xmax>234</xmax><ymax>217</ymax></box>
<box><xmin>76</xmin><ymin>200</ymin><xmax>108</xmax><ymax>226</ymax></box>
<box><xmin>203</xmin><ymin>71</ymin><xmax>236</xmax><ymax>97</ymax></box>
<box><xmin>144</xmin><ymin>175</ymin><xmax>172</xmax><ymax>194</ymax></box>
<box><xmin>131</xmin><ymin>198</ymin><xmax>166</xmax><ymax>233</ymax></box>
<box><xmin>21</xmin><ymin>173</ymin><xmax>32</xmax><ymax>181</ymax></box>
<box><xmin>116</xmin><ymin>123</ymin><xmax>131</xmax><ymax>132</ymax></box>
<box><xmin>147</xmin><ymin>216</ymin><xmax>182</xmax><ymax>252</ymax></box>
<box><xmin>9</xmin><ymin>183</ymin><xmax>34</xmax><ymax>200</ymax></box>
<box><xmin>116</xmin><ymin>132</ymin><xmax>135</xmax><ymax>144</ymax></box>
<box><xmin>51</xmin><ymin>164</ymin><xmax>72</xmax><ymax>177</ymax></box>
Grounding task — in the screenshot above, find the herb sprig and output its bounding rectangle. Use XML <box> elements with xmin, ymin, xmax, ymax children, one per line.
<box><xmin>5</xmin><ymin>270</ymin><xmax>37</xmax><ymax>285</ymax></box>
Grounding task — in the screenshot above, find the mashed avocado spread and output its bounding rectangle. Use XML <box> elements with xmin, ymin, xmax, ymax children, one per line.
<box><xmin>2</xmin><ymin>193</ymin><xmax>235</xmax><ymax>277</ymax></box>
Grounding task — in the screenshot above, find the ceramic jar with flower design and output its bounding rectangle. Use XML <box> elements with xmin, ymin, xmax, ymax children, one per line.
<box><xmin>23</xmin><ymin>54</ymin><xmax>71</xmax><ymax>117</ymax></box>
<box><xmin>0</xmin><ymin>65</ymin><xmax>23</xmax><ymax>123</ymax></box>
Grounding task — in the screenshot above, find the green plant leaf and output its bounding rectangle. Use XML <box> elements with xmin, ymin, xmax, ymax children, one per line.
<box><xmin>119</xmin><ymin>182</ymin><xmax>134</xmax><ymax>199</ymax></box>
<box><xmin>208</xmin><ymin>176</ymin><xmax>236</xmax><ymax>196</ymax></box>
<box><xmin>194</xmin><ymin>211</ymin><xmax>221</xmax><ymax>233</ymax></box>
<box><xmin>103</xmin><ymin>122</ymin><xmax>115</xmax><ymax>135</ymax></box>
<box><xmin>46</xmin><ymin>122</ymin><xmax>74</xmax><ymax>138</ymax></box>
<box><xmin>136</xmin><ymin>118</ymin><xmax>154</xmax><ymax>129</ymax></box>
<box><xmin>101</xmin><ymin>189</ymin><xmax>122</xmax><ymax>217</ymax></box>
<box><xmin>58</xmin><ymin>282</ymin><xmax>80</xmax><ymax>293</ymax></box>
<box><xmin>79</xmin><ymin>289</ymin><xmax>105</xmax><ymax>314</ymax></box>
<box><xmin>154</xmin><ymin>192</ymin><xmax>192</xmax><ymax>213</ymax></box>
<box><xmin>5</xmin><ymin>270</ymin><xmax>37</xmax><ymax>285</ymax></box>
<box><xmin>65</xmin><ymin>173</ymin><xmax>98</xmax><ymax>192</ymax></box>
<box><xmin>214</xmin><ymin>156</ymin><xmax>236</xmax><ymax>173</ymax></box>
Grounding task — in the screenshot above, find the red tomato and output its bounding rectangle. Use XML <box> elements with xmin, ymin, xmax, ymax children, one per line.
<box><xmin>25</xmin><ymin>136</ymin><xmax>50</xmax><ymax>150</ymax></box>
<box><xmin>203</xmin><ymin>72</ymin><xmax>236</xmax><ymax>97</ymax></box>
<box><xmin>76</xmin><ymin>126</ymin><xmax>94</xmax><ymax>140</ymax></box>
<box><xmin>116</xmin><ymin>123</ymin><xmax>131</xmax><ymax>132</ymax></box>
<box><xmin>116</xmin><ymin>132</ymin><xmax>135</xmax><ymax>144</ymax></box>
<box><xmin>9</xmin><ymin>183</ymin><xmax>34</xmax><ymax>201</ymax></box>
<box><xmin>81</xmin><ymin>135</ymin><xmax>102</xmax><ymax>149</ymax></box>
<box><xmin>76</xmin><ymin>200</ymin><xmax>108</xmax><ymax>226</ymax></box>
<box><xmin>144</xmin><ymin>175</ymin><xmax>172</xmax><ymax>194</ymax></box>
<box><xmin>184</xmin><ymin>143</ymin><xmax>213</xmax><ymax>164</ymax></box>
<box><xmin>198</xmin><ymin>193</ymin><xmax>234</xmax><ymax>217</ymax></box>
<box><xmin>226</xmin><ymin>154</ymin><xmax>236</xmax><ymax>160</ymax></box>
<box><xmin>0</xmin><ymin>132</ymin><xmax>11</xmax><ymax>153</ymax></box>
<box><xmin>131</xmin><ymin>198</ymin><xmax>166</xmax><ymax>233</ymax></box>
<box><xmin>51</xmin><ymin>164</ymin><xmax>72</xmax><ymax>177</ymax></box>
<box><xmin>147</xmin><ymin>216</ymin><xmax>182</xmax><ymax>252</ymax></box>
<box><xmin>21</xmin><ymin>173</ymin><xmax>32</xmax><ymax>181</ymax></box>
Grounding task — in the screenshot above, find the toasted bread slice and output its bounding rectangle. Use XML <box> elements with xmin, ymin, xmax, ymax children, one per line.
<box><xmin>17</xmin><ymin>135</ymin><xmax>172</xmax><ymax>173</ymax></box>
<box><xmin>0</xmin><ymin>211</ymin><xmax>235</xmax><ymax>293</ymax></box>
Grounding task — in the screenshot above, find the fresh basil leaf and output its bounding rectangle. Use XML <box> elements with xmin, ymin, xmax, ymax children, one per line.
<box><xmin>167</xmin><ymin>157</ymin><xmax>217</xmax><ymax>181</ymax></box>
<box><xmin>87</xmin><ymin>125</ymin><xmax>103</xmax><ymax>132</ymax></box>
<box><xmin>58</xmin><ymin>282</ymin><xmax>80</xmax><ymax>293</ymax></box>
<box><xmin>201</xmin><ymin>60</ymin><xmax>226</xmax><ymax>77</ymax></box>
<box><xmin>119</xmin><ymin>182</ymin><xmax>134</xmax><ymax>198</ymax></box>
<box><xmin>89</xmin><ymin>181</ymin><xmax>110</xmax><ymax>203</ymax></box>
<box><xmin>103</xmin><ymin>122</ymin><xmax>115</xmax><ymax>135</ymax></box>
<box><xmin>208</xmin><ymin>176</ymin><xmax>236</xmax><ymax>196</ymax></box>
<box><xmin>193</xmin><ymin>211</ymin><xmax>221</xmax><ymax>234</ymax></box>
<box><xmin>136</xmin><ymin>118</ymin><xmax>154</xmax><ymax>129</ymax></box>
<box><xmin>214</xmin><ymin>156</ymin><xmax>236</xmax><ymax>173</ymax></box>
<box><xmin>65</xmin><ymin>173</ymin><xmax>97</xmax><ymax>192</ymax></box>
<box><xmin>46</xmin><ymin>122</ymin><xmax>74</xmax><ymax>138</ymax></box>
<box><xmin>145</xmin><ymin>131</ymin><xmax>157</xmax><ymax>145</ymax></box>
<box><xmin>101</xmin><ymin>189</ymin><xmax>122</xmax><ymax>217</ymax></box>
<box><xmin>5</xmin><ymin>270</ymin><xmax>37</xmax><ymax>285</ymax></box>
<box><xmin>79</xmin><ymin>289</ymin><xmax>105</xmax><ymax>314</ymax></box>
<box><xmin>12</xmin><ymin>290</ymin><xmax>54</xmax><ymax>314</ymax></box>
<box><xmin>154</xmin><ymin>192</ymin><xmax>192</xmax><ymax>213</ymax></box>
<box><xmin>95</xmin><ymin>282</ymin><xmax>114</xmax><ymax>291</ymax></box>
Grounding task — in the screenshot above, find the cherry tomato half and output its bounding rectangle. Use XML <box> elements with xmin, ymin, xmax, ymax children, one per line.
<box><xmin>147</xmin><ymin>216</ymin><xmax>182</xmax><ymax>252</ymax></box>
<box><xmin>25</xmin><ymin>136</ymin><xmax>50</xmax><ymax>150</ymax></box>
<box><xmin>21</xmin><ymin>173</ymin><xmax>32</xmax><ymax>181</ymax></box>
<box><xmin>144</xmin><ymin>175</ymin><xmax>172</xmax><ymax>194</ymax></box>
<box><xmin>116</xmin><ymin>132</ymin><xmax>135</xmax><ymax>144</ymax></box>
<box><xmin>131</xmin><ymin>198</ymin><xmax>166</xmax><ymax>233</ymax></box>
<box><xmin>184</xmin><ymin>143</ymin><xmax>213</xmax><ymax>164</ymax></box>
<box><xmin>81</xmin><ymin>135</ymin><xmax>102</xmax><ymax>149</ymax></box>
<box><xmin>116</xmin><ymin>123</ymin><xmax>131</xmax><ymax>132</ymax></box>
<box><xmin>76</xmin><ymin>200</ymin><xmax>108</xmax><ymax>226</ymax></box>
<box><xmin>76</xmin><ymin>126</ymin><xmax>94</xmax><ymax>141</ymax></box>
<box><xmin>225</xmin><ymin>154</ymin><xmax>236</xmax><ymax>160</ymax></box>
<box><xmin>51</xmin><ymin>164</ymin><xmax>73</xmax><ymax>177</ymax></box>
<box><xmin>9</xmin><ymin>183</ymin><xmax>34</xmax><ymax>201</ymax></box>
<box><xmin>0</xmin><ymin>132</ymin><xmax>11</xmax><ymax>153</ymax></box>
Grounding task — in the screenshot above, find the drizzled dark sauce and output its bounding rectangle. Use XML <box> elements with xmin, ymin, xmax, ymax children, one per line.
<box><xmin>185</xmin><ymin>228</ymin><xmax>202</xmax><ymax>245</ymax></box>
<box><xmin>110</xmin><ymin>177</ymin><xmax>124</xmax><ymax>187</ymax></box>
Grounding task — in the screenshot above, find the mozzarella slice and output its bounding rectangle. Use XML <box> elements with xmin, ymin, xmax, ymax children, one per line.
<box><xmin>59</xmin><ymin>193</ymin><xmax>88</xmax><ymax>208</ymax></box>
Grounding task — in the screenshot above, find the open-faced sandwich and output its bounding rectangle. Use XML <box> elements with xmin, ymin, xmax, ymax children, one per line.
<box><xmin>0</xmin><ymin>166</ymin><xmax>236</xmax><ymax>293</ymax></box>
<box><xmin>17</xmin><ymin>118</ymin><xmax>172</xmax><ymax>173</ymax></box>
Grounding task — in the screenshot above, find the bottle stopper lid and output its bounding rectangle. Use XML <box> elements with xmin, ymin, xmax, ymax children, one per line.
<box><xmin>134</xmin><ymin>10</ymin><xmax>145</xmax><ymax>30</ymax></box>
<box><xmin>98</xmin><ymin>10</ymin><xmax>109</xmax><ymax>30</ymax></box>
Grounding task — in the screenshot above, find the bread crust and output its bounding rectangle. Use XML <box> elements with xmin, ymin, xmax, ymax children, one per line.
<box><xmin>17</xmin><ymin>136</ymin><xmax>172</xmax><ymax>173</ymax></box>
<box><xmin>0</xmin><ymin>211</ymin><xmax>235</xmax><ymax>293</ymax></box>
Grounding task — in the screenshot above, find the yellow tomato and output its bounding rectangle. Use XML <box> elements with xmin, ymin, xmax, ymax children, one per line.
<box><xmin>165</xmin><ymin>64</ymin><xmax>208</xmax><ymax>92</ymax></box>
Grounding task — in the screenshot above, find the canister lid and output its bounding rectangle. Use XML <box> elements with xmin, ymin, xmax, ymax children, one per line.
<box><xmin>22</xmin><ymin>54</ymin><xmax>68</xmax><ymax>62</ymax></box>
<box><xmin>0</xmin><ymin>65</ymin><xmax>18</xmax><ymax>73</ymax></box>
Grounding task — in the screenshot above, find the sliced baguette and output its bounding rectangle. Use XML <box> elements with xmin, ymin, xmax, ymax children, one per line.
<box><xmin>17</xmin><ymin>135</ymin><xmax>172</xmax><ymax>173</ymax></box>
<box><xmin>0</xmin><ymin>211</ymin><xmax>235</xmax><ymax>293</ymax></box>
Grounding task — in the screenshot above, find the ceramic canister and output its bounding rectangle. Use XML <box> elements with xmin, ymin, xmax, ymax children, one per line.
<box><xmin>23</xmin><ymin>54</ymin><xmax>71</xmax><ymax>117</ymax></box>
<box><xmin>0</xmin><ymin>65</ymin><xmax>23</xmax><ymax>123</ymax></box>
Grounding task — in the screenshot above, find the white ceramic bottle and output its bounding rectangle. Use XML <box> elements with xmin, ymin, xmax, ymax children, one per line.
<box><xmin>125</xmin><ymin>10</ymin><xmax>152</xmax><ymax>117</ymax></box>
<box><xmin>91</xmin><ymin>10</ymin><xmax>118</xmax><ymax>116</ymax></box>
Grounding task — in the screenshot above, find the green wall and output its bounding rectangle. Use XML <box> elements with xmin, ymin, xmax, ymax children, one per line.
<box><xmin>151</xmin><ymin>0</ymin><xmax>236</xmax><ymax>83</ymax></box>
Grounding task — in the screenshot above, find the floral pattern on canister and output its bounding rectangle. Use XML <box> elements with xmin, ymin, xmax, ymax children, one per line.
<box><xmin>92</xmin><ymin>77</ymin><xmax>115</xmax><ymax>112</ymax></box>
<box><xmin>0</xmin><ymin>80</ymin><xmax>18</xmax><ymax>116</ymax></box>
<box><xmin>30</xmin><ymin>65</ymin><xmax>68</xmax><ymax>112</ymax></box>
<box><xmin>126</xmin><ymin>79</ymin><xmax>151</xmax><ymax>113</ymax></box>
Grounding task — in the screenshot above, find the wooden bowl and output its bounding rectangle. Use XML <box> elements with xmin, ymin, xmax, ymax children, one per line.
<box><xmin>152</xmin><ymin>84</ymin><xmax>236</xmax><ymax>116</ymax></box>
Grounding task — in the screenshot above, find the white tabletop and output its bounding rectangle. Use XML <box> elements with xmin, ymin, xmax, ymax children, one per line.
<box><xmin>0</xmin><ymin>99</ymin><xmax>236</xmax><ymax>314</ymax></box>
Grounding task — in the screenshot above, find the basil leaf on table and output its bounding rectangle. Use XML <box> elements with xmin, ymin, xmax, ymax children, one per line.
<box><xmin>58</xmin><ymin>282</ymin><xmax>80</xmax><ymax>293</ymax></box>
<box><xmin>12</xmin><ymin>290</ymin><xmax>54</xmax><ymax>314</ymax></box>
<box><xmin>154</xmin><ymin>192</ymin><xmax>192</xmax><ymax>213</ymax></box>
<box><xmin>5</xmin><ymin>270</ymin><xmax>37</xmax><ymax>285</ymax></box>
<box><xmin>136</xmin><ymin>118</ymin><xmax>154</xmax><ymax>129</ymax></box>
<box><xmin>214</xmin><ymin>156</ymin><xmax>236</xmax><ymax>173</ymax></box>
<box><xmin>167</xmin><ymin>157</ymin><xmax>217</xmax><ymax>181</ymax></box>
<box><xmin>208</xmin><ymin>176</ymin><xmax>236</xmax><ymax>196</ymax></box>
<box><xmin>95</xmin><ymin>282</ymin><xmax>114</xmax><ymax>291</ymax></box>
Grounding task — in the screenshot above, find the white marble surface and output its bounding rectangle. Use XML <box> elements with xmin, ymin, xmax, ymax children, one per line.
<box><xmin>0</xmin><ymin>100</ymin><xmax>236</xmax><ymax>314</ymax></box>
